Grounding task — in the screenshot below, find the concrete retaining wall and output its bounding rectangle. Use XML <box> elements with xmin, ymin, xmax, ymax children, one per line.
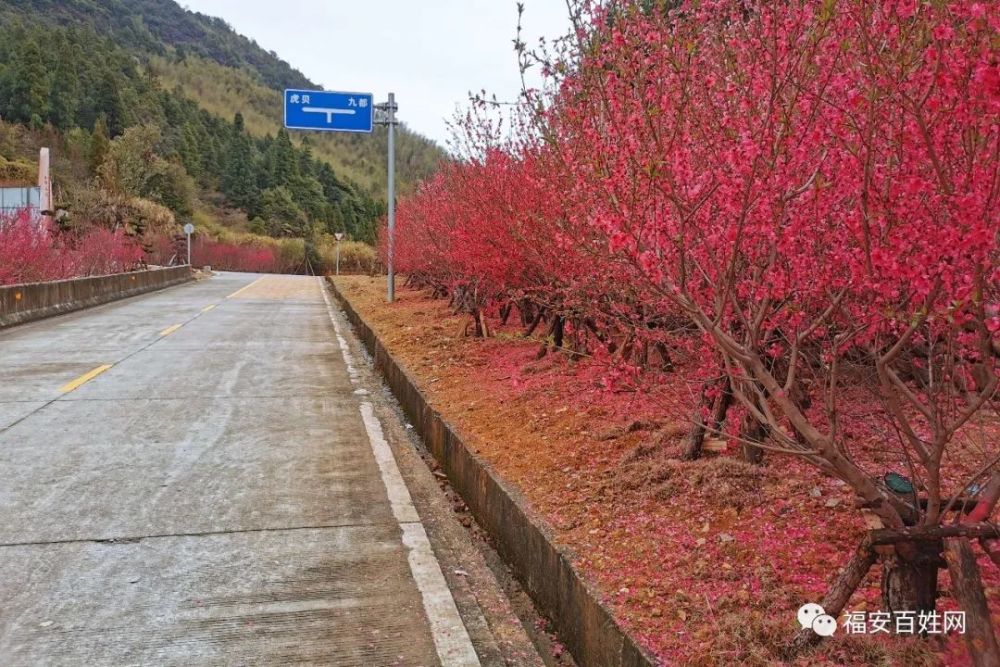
<box><xmin>328</xmin><ymin>278</ymin><xmax>655</xmax><ymax>667</ymax></box>
<box><xmin>0</xmin><ymin>266</ymin><xmax>194</xmax><ymax>329</ymax></box>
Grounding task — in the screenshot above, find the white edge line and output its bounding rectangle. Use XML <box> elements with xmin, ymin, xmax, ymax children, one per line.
<box><xmin>359</xmin><ymin>402</ymin><xmax>420</xmax><ymax>523</ymax></box>
<box><xmin>319</xmin><ymin>278</ymin><xmax>480</xmax><ymax>666</ymax></box>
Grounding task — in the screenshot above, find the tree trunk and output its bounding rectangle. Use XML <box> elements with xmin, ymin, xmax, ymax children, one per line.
<box><xmin>739</xmin><ymin>410</ymin><xmax>767</xmax><ymax>465</ymax></box>
<box><xmin>786</xmin><ymin>542</ymin><xmax>877</xmax><ymax>656</ymax></box>
<box><xmin>524</xmin><ymin>310</ymin><xmax>544</xmax><ymax>337</ymax></box>
<box><xmin>869</xmin><ymin>523</ymin><xmax>1000</xmax><ymax>545</ymax></box>
<box><xmin>682</xmin><ymin>400</ymin><xmax>711</xmax><ymax>461</ymax></box>
<box><xmin>535</xmin><ymin>316</ymin><xmax>562</xmax><ymax>360</ymax></box>
<box><xmin>880</xmin><ymin>545</ymin><xmax>939</xmax><ymax>620</ymax></box>
<box><xmin>683</xmin><ymin>379</ymin><xmax>732</xmax><ymax>460</ymax></box>
<box><xmin>943</xmin><ymin>537</ymin><xmax>1000</xmax><ymax>666</ymax></box>
<box><xmin>552</xmin><ymin>315</ymin><xmax>564</xmax><ymax>348</ymax></box>
<box><xmin>518</xmin><ymin>299</ymin><xmax>532</xmax><ymax>326</ymax></box>
<box><xmin>583</xmin><ymin>318</ymin><xmax>607</xmax><ymax>343</ymax></box>
<box><xmin>653</xmin><ymin>342</ymin><xmax>673</xmax><ymax>372</ymax></box>
<box><xmin>619</xmin><ymin>336</ymin><xmax>635</xmax><ymax>363</ymax></box>
<box><xmin>637</xmin><ymin>339</ymin><xmax>648</xmax><ymax>366</ymax></box>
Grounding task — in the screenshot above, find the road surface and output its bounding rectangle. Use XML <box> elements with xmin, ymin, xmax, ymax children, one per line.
<box><xmin>0</xmin><ymin>273</ymin><xmax>526</xmax><ymax>666</ymax></box>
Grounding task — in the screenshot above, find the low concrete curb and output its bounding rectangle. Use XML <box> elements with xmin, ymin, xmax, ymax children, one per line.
<box><xmin>0</xmin><ymin>266</ymin><xmax>194</xmax><ymax>329</ymax></box>
<box><xmin>328</xmin><ymin>278</ymin><xmax>656</xmax><ymax>667</ymax></box>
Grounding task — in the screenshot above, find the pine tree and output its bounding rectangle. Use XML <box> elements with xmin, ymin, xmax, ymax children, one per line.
<box><xmin>178</xmin><ymin>123</ymin><xmax>202</xmax><ymax>178</ymax></box>
<box><xmin>3</xmin><ymin>37</ymin><xmax>50</xmax><ymax>125</ymax></box>
<box><xmin>95</xmin><ymin>71</ymin><xmax>128</xmax><ymax>137</ymax></box>
<box><xmin>49</xmin><ymin>37</ymin><xmax>81</xmax><ymax>129</ymax></box>
<box><xmin>268</xmin><ymin>128</ymin><xmax>298</xmax><ymax>186</ymax></box>
<box><xmin>221</xmin><ymin>113</ymin><xmax>259</xmax><ymax>215</ymax></box>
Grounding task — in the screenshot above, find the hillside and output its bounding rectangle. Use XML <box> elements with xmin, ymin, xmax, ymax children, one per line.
<box><xmin>0</xmin><ymin>0</ymin><xmax>311</xmax><ymax>90</ymax></box>
<box><xmin>0</xmin><ymin>0</ymin><xmax>447</xmax><ymax>244</ymax></box>
<box><xmin>0</xmin><ymin>0</ymin><xmax>446</xmax><ymax>195</ymax></box>
<box><xmin>147</xmin><ymin>55</ymin><xmax>443</xmax><ymax>196</ymax></box>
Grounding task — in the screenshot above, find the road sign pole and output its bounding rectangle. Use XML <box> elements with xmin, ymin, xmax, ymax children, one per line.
<box><xmin>183</xmin><ymin>223</ymin><xmax>195</xmax><ymax>267</ymax></box>
<box><xmin>387</xmin><ymin>92</ymin><xmax>396</xmax><ymax>303</ymax></box>
<box><xmin>282</xmin><ymin>89</ymin><xmax>387</xmax><ymax>290</ymax></box>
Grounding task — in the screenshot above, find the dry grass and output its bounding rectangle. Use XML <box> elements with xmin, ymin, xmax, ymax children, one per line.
<box><xmin>318</xmin><ymin>238</ymin><xmax>377</xmax><ymax>274</ymax></box>
<box><xmin>0</xmin><ymin>155</ymin><xmax>34</xmax><ymax>185</ymax></box>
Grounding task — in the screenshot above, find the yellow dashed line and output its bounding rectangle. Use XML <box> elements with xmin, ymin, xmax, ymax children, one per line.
<box><xmin>59</xmin><ymin>364</ymin><xmax>113</xmax><ymax>394</ymax></box>
<box><xmin>226</xmin><ymin>277</ymin><xmax>264</xmax><ymax>299</ymax></box>
<box><xmin>160</xmin><ymin>324</ymin><xmax>182</xmax><ymax>337</ymax></box>
<box><xmin>201</xmin><ymin>304</ymin><xmax>217</xmax><ymax>313</ymax></box>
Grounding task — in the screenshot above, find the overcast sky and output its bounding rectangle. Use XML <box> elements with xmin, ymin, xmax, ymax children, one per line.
<box><xmin>180</xmin><ymin>0</ymin><xmax>571</xmax><ymax>147</ymax></box>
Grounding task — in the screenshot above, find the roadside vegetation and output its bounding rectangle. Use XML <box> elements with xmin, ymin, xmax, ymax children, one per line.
<box><xmin>385</xmin><ymin>1</ymin><xmax>999</xmax><ymax>664</ymax></box>
<box><xmin>0</xmin><ymin>209</ymin><xmax>141</xmax><ymax>284</ymax></box>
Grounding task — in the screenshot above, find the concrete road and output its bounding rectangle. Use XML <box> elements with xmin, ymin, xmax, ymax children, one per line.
<box><xmin>0</xmin><ymin>273</ymin><xmax>524</xmax><ymax>666</ymax></box>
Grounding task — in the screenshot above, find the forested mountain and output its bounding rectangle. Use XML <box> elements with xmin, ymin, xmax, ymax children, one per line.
<box><xmin>0</xmin><ymin>0</ymin><xmax>310</xmax><ymax>90</ymax></box>
<box><xmin>0</xmin><ymin>0</ymin><xmax>446</xmax><ymax>245</ymax></box>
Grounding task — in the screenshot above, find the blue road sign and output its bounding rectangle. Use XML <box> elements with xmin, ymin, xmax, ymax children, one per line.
<box><xmin>284</xmin><ymin>89</ymin><xmax>374</xmax><ymax>133</ymax></box>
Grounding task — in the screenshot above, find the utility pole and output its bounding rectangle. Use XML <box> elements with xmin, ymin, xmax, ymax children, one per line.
<box><xmin>376</xmin><ymin>93</ymin><xmax>398</xmax><ymax>303</ymax></box>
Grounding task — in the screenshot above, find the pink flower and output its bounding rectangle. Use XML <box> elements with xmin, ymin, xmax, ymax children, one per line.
<box><xmin>896</xmin><ymin>0</ymin><xmax>918</xmax><ymax>19</ymax></box>
<box><xmin>932</xmin><ymin>23</ymin><xmax>954</xmax><ymax>40</ymax></box>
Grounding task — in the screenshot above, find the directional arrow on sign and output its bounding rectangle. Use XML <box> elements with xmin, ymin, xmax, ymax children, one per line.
<box><xmin>303</xmin><ymin>107</ymin><xmax>357</xmax><ymax>124</ymax></box>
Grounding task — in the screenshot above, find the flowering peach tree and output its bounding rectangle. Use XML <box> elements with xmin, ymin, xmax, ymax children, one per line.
<box><xmin>0</xmin><ymin>209</ymin><xmax>143</xmax><ymax>284</ymax></box>
<box><xmin>387</xmin><ymin>1</ymin><xmax>999</xmax><ymax>660</ymax></box>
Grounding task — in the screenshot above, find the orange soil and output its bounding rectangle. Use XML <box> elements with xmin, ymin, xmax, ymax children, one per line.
<box><xmin>334</xmin><ymin>276</ymin><xmax>998</xmax><ymax>667</ymax></box>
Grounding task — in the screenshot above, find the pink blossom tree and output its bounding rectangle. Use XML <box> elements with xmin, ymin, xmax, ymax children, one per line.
<box><xmin>386</xmin><ymin>0</ymin><xmax>999</xmax><ymax>659</ymax></box>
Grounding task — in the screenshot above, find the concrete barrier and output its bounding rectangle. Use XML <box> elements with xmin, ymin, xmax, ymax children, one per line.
<box><xmin>0</xmin><ymin>266</ymin><xmax>194</xmax><ymax>329</ymax></box>
<box><xmin>328</xmin><ymin>278</ymin><xmax>656</xmax><ymax>667</ymax></box>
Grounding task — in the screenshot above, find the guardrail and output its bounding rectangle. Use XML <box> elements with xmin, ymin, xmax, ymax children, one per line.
<box><xmin>0</xmin><ymin>266</ymin><xmax>194</xmax><ymax>329</ymax></box>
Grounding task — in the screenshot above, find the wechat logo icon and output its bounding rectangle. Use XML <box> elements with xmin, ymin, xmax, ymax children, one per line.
<box><xmin>798</xmin><ymin>603</ymin><xmax>837</xmax><ymax>637</ymax></box>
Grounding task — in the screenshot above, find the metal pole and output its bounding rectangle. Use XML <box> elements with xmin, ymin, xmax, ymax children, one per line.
<box><xmin>386</xmin><ymin>92</ymin><xmax>396</xmax><ymax>303</ymax></box>
<box><xmin>186</xmin><ymin>232</ymin><xmax>191</xmax><ymax>267</ymax></box>
<box><xmin>336</xmin><ymin>240</ymin><xmax>340</xmax><ymax>276</ymax></box>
